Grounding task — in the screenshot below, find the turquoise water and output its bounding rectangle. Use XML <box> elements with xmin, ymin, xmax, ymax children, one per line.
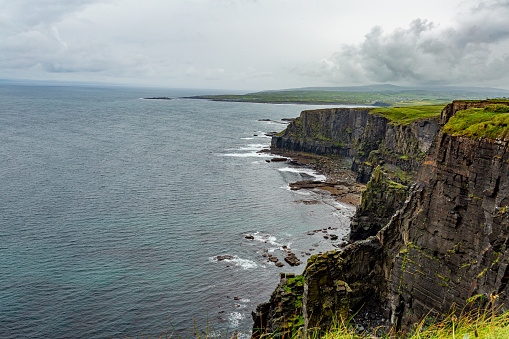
<box><xmin>0</xmin><ymin>84</ymin><xmax>355</xmax><ymax>338</ymax></box>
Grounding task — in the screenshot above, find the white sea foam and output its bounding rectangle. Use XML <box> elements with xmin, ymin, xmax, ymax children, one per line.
<box><xmin>222</xmin><ymin>152</ymin><xmax>271</xmax><ymax>158</ymax></box>
<box><xmin>237</xmin><ymin>144</ymin><xmax>267</xmax><ymax>151</ymax></box>
<box><xmin>225</xmin><ymin>144</ymin><xmax>267</xmax><ymax>151</ymax></box>
<box><xmin>252</xmin><ymin>232</ymin><xmax>281</xmax><ymax>246</ymax></box>
<box><xmin>228</xmin><ymin>311</ymin><xmax>245</xmax><ymax>328</ymax></box>
<box><xmin>277</xmin><ymin>167</ymin><xmax>326</xmax><ymax>181</ymax></box>
<box><xmin>281</xmin><ymin>186</ymin><xmax>313</xmax><ymax>195</ymax></box>
<box><xmin>209</xmin><ymin>255</ymin><xmax>257</xmax><ymax>270</ymax></box>
<box><xmin>221</xmin><ymin>143</ymin><xmax>271</xmax><ymax>158</ymax></box>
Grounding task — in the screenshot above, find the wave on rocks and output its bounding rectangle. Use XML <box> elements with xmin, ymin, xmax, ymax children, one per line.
<box><xmin>277</xmin><ymin>166</ymin><xmax>326</xmax><ymax>181</ymax></box>
<box><xmin>209</xmin><ymin>255</ymin><xmax>257</xmax><ymax>270</ymax></box>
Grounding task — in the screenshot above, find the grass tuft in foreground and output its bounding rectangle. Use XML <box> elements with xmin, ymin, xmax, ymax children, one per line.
<box><xmin>314</xmin><ymin>305</ymin><xmax>509</xmax><ymax>339</ymax></box>
<box><xmin>133</xmin><ymin>305</ymin><xmax>509</xmax><ymax>339</ymax></box>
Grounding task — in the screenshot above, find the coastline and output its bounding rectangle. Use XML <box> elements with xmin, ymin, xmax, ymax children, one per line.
<box><xmin>263</xmin><ymin>147</ymin><xmax>365</xmax><ymax>206</ymax></box>
<box><xmin>183</xmin><ymin>96</ymin><xmax>374</xmax><ymax>106</ymax></box>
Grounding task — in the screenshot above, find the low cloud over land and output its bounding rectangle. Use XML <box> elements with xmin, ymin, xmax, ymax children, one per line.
<box><xmin>301</xmin><ymin>1</ymin><xmax>509</xmax><ymax>88</ymax></box>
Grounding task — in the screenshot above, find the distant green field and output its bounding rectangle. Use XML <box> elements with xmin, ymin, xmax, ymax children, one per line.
<box><xmin>189</xmin><ymin>90</ymin><xmax>449</xmax><ymax>106</ymax></box>
<box><xmin>186</xmin><ymin>85</ymin><xmax>508</xmax><ymax>106</ymax></box>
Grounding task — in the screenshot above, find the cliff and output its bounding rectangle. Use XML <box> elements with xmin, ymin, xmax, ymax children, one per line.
<box><xmin>383</xmin><ymin>126</ymin><xmax>509</xmax><ymax>329</ymax></box>
<box><xmin>271</xmin><ymin>107</ymin><xmax>439</xmax><ymax>183</ymax></box>
<box><xmin>254</xmin><ymin>100</ymin><xmax>509</xmax><ymax>337</ymax></box>
<box><xmin>349</xmin><ymin>166</ymin><xmax>408</xmax><ymax>241</ymax></box>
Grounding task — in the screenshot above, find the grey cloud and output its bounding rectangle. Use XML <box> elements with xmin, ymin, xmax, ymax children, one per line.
<box><xmin>0</xmin><ymin>0</ymin><xmax>103</xmax><ymax>27</ymax></box>
<box><xmin>301</xmin><ymin>1</ymin><xmax>509</xmax><ymax>86</ymax></box>
<box><xmin>0</xmin><ymin>0</ymin><xmax>111</xmax><ymax>74</ymax></box>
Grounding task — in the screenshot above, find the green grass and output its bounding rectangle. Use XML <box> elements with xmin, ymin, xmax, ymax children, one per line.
<box><xmin>317</xmin><ymin>308</ymin><xmax>509</xmax><ymax>339</ymax></box>
<box><xmin>443</xmin><ymin>104</ymin><xmax>509</xmax><ymax>140</ymax></box>
<box><xmin>266</xmin><ymin>304</ymin><xmax>509</xmax><ymax>339</ymax></box>
<box><xmin>370</xmin><ymin>105</ymin><xmax>444</xmax><ymax>125</ymax></box>
<box><xmin>133</xmin><ymin>303</ymin><xmax>509</xmax><ymax>339</ymax></box>
<box><xmin>190</xmin><ymin>90</ymin><xmax>466</xmax><ymax>106</ymax></box>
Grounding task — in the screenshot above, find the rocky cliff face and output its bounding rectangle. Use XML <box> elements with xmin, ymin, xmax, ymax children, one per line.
<box><xmin>350</xmin><ymin>166</ymin><xmax>408</xmax><ymax>241</ymax></box>
<box><xmin>382</xmin><ymin>131</ymin><xmax>509</xmax><ymax>329</ymax></box>
<box><xmin>254</xmin><ymin>101</ymin><xmax>509</xmax><ymax>336</ymax></box>
<box><xmin>271</xmin><ymin>108</ymin><xmax>439</xmax><ymax>183</ymax></box>
<box><xmin>252</xmin><ymin>240</ymin><xmax>384</xmax><ymax>338</ymax></box>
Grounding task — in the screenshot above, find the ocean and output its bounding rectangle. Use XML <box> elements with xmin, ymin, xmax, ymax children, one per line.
<box><xmin>0</xmin><ymin>83</ymin><xmax>355</xmax><ymax>338</ymax></box>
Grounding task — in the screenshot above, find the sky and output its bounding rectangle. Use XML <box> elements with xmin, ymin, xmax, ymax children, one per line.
<box><xmin>1</xmin><ymin>0</ymin><xmax>509</xmax><ymax>91</ymax></box>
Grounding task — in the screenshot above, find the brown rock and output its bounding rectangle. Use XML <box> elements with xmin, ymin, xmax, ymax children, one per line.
<box><xmin>270</xmin><ymin>157</ymin><xmax>288</xmax><ymax>162</ymax></box>
<box><xmin>284</xmin><ymin>252</ymin><xmax>301</xmax><ymax>266</ymax></box>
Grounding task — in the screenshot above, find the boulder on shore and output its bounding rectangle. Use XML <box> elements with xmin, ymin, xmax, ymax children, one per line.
<box><xmin>284</xmin><ymin>253</ymin><xmax>302</xmax><ymax>266</ymax></box>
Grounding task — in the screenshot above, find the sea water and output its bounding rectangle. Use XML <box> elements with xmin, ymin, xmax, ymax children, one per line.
<box><xmin>0</xmin><ymin>83</ymin><xmax>355</xmax><ymax>338</ymax></box>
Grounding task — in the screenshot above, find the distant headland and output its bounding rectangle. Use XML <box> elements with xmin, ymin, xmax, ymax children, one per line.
<box><xmin>183</xmin><ymin>84</ymin><xmax>509</xmax><ymax>106</ymax></box>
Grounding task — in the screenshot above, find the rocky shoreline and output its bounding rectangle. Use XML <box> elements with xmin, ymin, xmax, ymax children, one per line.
<box><xmin>213</xmin><ymin>147</ymin><xmax>364</xmax><ymax>275</ymax></box>
<box><xmin>260</xmin><ymin>148</ymin><xmax>365</xmax><ymax>206</ymax></box>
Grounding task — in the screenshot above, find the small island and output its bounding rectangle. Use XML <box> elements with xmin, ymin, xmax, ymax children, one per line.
<box><xmin>143</xmin><ymin>97</ymin><xmax>172</xmax><ymax>100</ymax></box>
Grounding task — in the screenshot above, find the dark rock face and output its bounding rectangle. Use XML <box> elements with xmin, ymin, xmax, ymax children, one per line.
<box><xmin>350</xmin><ymin>166</ymin><xmax>408</xmax><ymax>241</ymax></box>
<box><xmin>252</xmin><ymin>273</ymin><xmax>305</xmax><ymax>339</ymax></box>
<box><xmin>271</xmin><ymin>108</ymin><xmax>370</xmax><ymax>157</ymax></box>
<box><xmin>271</xmin><ymin>108</ymin><xmax>439</xmax><ymax>183</ymax></box>
<box><xmin>252</xmin><ymin>242</ymin><xmax>385</xmax><ymax>337</ymax></box>
<box><xmin>383</xmin><ymin>132</ymin><xmax>509</xmax><ymax>328</ymax></box>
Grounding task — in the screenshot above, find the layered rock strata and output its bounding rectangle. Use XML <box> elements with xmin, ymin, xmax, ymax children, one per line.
<box><xmin>252</xmin><ymin>242</ymin><xmax>383</xmax><ymax>338</ymax></box>
<box><xmin>382</xmin><ymin>131</ymin><xmax>509</xmax><ymax>329</ymax></box>
<box><xmin>349</xmin><ymin>166</ymin><xmax>408</xmax><ymax>241</ymax></box>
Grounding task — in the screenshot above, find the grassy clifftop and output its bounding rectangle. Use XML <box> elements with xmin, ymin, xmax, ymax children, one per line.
<box><xmin>370</xmin><ymin>105</ymin><xmax>444</xmax><ymax>124</ymax></box>
<box><xmin>443</xmin><ymin>103</ymin><xmax>509</xmax><ymax>140</ymax></box>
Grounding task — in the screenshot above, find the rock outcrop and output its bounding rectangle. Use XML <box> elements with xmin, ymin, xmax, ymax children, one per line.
<box><xmin>255</xmin><ymin>100</ymin><xmax>509</xmax><ymax>336</ymax></box>
<box><xmin>350</xmin><ymin>166</ymin><xmax>408</xmax><ymax>241</ymax></box>
<box><xmin>252</xmin><ymin>241</ymin><xmax>383</xmax><ymax>338</ymax></box>
<box><xmin>252</xmin><ymin>273</ymin><xmax>305</xmax><ymax>339</ymax></box>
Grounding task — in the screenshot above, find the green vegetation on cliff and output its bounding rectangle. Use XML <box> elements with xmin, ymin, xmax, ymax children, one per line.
<box><xmin>443</xmin><ymin>104</ymin><xmax>509</xmax><ymax>140</ymax></box>
<box><xmin>251</xmin><ymin>307</ymin><xmax>509</xmax><ymax>339</ymax></box>
<box><xmin>321</xmin><ymin>308</ymin><xmax>509</xmax><ymax>339</ymax></box>
<box><xmin>370</xmin><ymin>105</ymin><xmax>444</xmax><ymax>125</ymax></box>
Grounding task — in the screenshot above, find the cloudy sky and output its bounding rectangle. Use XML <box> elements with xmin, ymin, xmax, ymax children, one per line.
<box><xmin>1</xmin><ymin>0</ymin><xmax>509</xmax><ymax>90</ymax></box>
